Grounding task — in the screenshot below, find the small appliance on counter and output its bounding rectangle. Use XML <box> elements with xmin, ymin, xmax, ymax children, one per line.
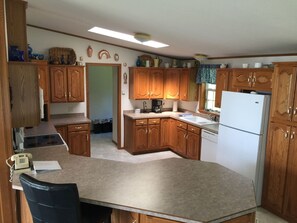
<box><xmin>152</xmin><ymin>99</ymin><xmax>163</xmax><ymax>113</ymax></box>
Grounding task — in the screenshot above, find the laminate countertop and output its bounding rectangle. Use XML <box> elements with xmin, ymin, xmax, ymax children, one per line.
<box><xmin>124</xmin><ymin>112</ymin><xmax>219</xmax><ymax>134</ymax></box>
<box><xmin>12</xmin><ymin>146</ymin><xmax>256</xmax><ymax>223</ymax></box>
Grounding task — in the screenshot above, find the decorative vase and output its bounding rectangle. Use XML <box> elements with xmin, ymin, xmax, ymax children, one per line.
<box><xmin>28</xmin><ymin>44</ymin><xmax>33</xmax><ymax>58</ymax></box>
<box><xmin>18</xmin><ymin>50</ymin><xmax>24</xmax><ymax>61</ymax></box>
<box><xmin>87</xmin><ymin>46</ymin><xmax>93</xmax><ymax>57</ymax></box>
<box><xmin>9</xmin><ymin>45</ymin><xmax>19</xmax><ymax>61</ymax></box>
<box><xmin>154</xmin><ymin>58</ymin><xmax>159</xmax><ymax>67</ymax></box>
<box><xmin>136</xmin><ymin>56</ymin><xmax>141</xmax><ymax>67</ymax></box>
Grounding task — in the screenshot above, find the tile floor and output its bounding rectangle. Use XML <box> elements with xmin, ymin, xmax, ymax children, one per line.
<box><xmin>90</xmin><ymin>132</ymin><xmax>288</xmax><ymax>223</ymax></box>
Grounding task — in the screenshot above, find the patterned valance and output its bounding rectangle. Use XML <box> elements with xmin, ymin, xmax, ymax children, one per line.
<box><xmin>196</xmin><ymin>64</ymin><xmax>220</xmax><ymax>84</ymax></box>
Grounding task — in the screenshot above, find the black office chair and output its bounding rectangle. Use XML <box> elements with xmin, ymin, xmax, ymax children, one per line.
<box><xmin>19</xmin><ymin>173</ymin><xmax>112</xmax><ymax>223</ymax></box>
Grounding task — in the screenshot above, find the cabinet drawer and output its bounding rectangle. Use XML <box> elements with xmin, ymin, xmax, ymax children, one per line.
<box><xmin>135</xmin><ymin>119</ymin><xmax>147</xmax><ymax>126</ymax></box>
<box><xmin>176</xmin><ymin>121</ymin><xmax>187</xmax><ymax>129</ymax></box>
<box><xmin>188</xmin><ymin>125</ymin><xmax>201</xmax><ymax>135</ymax></box>
<box><xmin>148</xmin><ymin>118</ymin><xmax>160</xmax><ymax>125</ymax></box>
<box><xmin>68</xmin><ymin>123</ymin><xmax>89</xmax><ymax>132</ymax></box>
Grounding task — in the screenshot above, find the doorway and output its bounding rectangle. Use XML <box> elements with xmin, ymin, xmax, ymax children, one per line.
<box><xmin>86</xmin><ymin>63</ymin><xmax>121</xmax><ymax>149</ymax></box>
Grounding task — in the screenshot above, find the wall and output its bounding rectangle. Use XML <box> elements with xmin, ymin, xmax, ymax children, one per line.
<box><xmin>89</xmin><ymin>66</ymin><xmax>113</xmax><ymax>121</ymax></box>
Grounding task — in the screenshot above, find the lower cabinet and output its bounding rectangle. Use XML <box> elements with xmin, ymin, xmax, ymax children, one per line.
<box><xmin>55</xmin><ymin>123</ymin><xmax>90</xmax><ymax>157</ymax></box>
<box><xmin>160</xmin><ymin>118</ymin><xmax>170</xmax><ymax>148</ymax></box>
<box><xmin>175</xmin><ymin>121</ymin><xmax>201</xmax><ymax>159</ymax></box>
<box><xmin>111</xmin><ymin>210</ymin><xmax>255</xmax><ymax>223</ymax></box>
<box><xmin>124</xmin><ymin>117</ymin><xmax>161</xmax><ymax>154</ymax></box>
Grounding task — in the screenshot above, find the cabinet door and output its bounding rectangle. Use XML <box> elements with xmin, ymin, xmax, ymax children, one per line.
<box><xmin>292</xmin><ymin>77</ymin><xmax>297</xmax><ymax>124</ymax></box>
<box><xmin>55</xmin><ymin>125</ymin><xmax>68</xmax><ymax>144</ymax></box>
<box><xmin>270</xmin><ymin>65</ymin><xmax>297</xmax><ymax>122</ymax></box>
<box><xmin>9</xmin><ymin>62</ymin><xmax>40</xmax><ymax>128</ymax></box>
<box><xmin>176</xmin><ymin>127</ymin><xmax>187</xmax><ymax>156</ymax></box>
<box><xmin>112</xmin><ymin>210</ymin><xmax>140</xmax><ymax>223</ymax></box>
<box><xmin>135</xmin><ymin>126</ymin><xmax>148</xmax><ymax>152</ymax></box>
<box><xmin>67</xmin><ymin>66</ymin><xmax>84</xmax><ymax>102</ymax></box>
<box><xmin>37</xmin><ymin>63</ymin><xmax>49</xmax><ymax>103</ymax></box>
<box><xmin>140</xmin><ymin>214</ymin><xmax>181</xmax><ymax>223</ymax></box>
<box><xmin>283</xmin><ymin>126</ymin><xmax>297</xmax><ymax>221</ymax></box>
<box><xmin>232</xmin><ymin>69</ymin><xmax>252</xmax><ymax>89</ymax></box>
<box><xmin>68</xmin><ymin>130</ymin><xmax>90</xmax><ymax>157</ymax></box>
<box><xmin>179</xmin><ymin>68</ymin><xmax>198</xmax><ymax>101</ymax></box>
<box><xmin>150</xmin><ymin>69</ymin><xmax>163</xmax><ymax>99</ymax></box>
<box><xmin>130</xmin><ymin>68</ymin><xmax>150</xmax><ymax>99</ymax></box>
<box><xmin>252</xmin><ymin>70</ymin><xmax>272</xmax><ymax>91</ymax></box>
<box><xmin>215</xmin><ymin>69</ymin><xmax>230</xmax><ymax>108</ymax></box>
<box><xmin>160</xmin><ymin>119</ymin><xmax>170</xmax><ymax>147</ymax></box>
<box><xmin>148</xmin><ymin>125</ymin><xmax>160</xmax><ymax>150</ymax></box>
<box><xmin>164</xmin><ymin>69</ymin><xmax>180</xmax><ymax>99</ymax></box>
<box><xmin>50</xmin><ymin>66</ymin><xmax>67</xmax><ymax>102</ymax></box>
<box><xmin>169</xmin><ymin>119</ymin><xmax>177</xmax><ymax>149</ymax></box>
<box><xmin>262</xmin><ymin>122</ymin><xmax>290</xmax><ymax>215</ymax></box>
<box><xmin>187</xmin><ymin>132</ymin><xmax>200</xmax><ymax>160</ymax></box>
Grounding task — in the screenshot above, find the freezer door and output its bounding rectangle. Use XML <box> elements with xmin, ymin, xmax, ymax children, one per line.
<box><xmin>220</xmin><ymin>91</ymin><xmax>270</xmax><ymax>134</ymax></box>
<box><xmin>217</xmin><ymin>124</ymin><xmax>265</xmax><ymax>205</ymax></box>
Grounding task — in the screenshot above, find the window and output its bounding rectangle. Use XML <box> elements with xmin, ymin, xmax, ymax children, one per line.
<box><xmin>204</xmin><ymin>83</ymin><xmax>221</xmax><ymax>113</ymax></box>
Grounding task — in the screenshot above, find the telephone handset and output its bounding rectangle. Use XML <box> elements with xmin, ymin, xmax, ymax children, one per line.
<box><xmin>10</xmin><ymin>153</ymin><xmax>32</xmax><ymax>170</ymax></box>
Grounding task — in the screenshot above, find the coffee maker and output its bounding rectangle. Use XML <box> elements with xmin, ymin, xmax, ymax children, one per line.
<box><xmin>152</xmin><ymin>99</ymin><xmax>162</xmax><ymax>113</ymax></box>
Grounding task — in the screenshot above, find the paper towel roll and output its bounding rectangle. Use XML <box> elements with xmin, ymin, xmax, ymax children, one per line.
<box><xmin>172</xmin><ymin>101</ymin><xmax>178</xmax><ymax>112</ymax></box>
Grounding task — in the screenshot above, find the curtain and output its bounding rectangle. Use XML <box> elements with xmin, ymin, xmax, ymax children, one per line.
<box><xmin>196</xmin><ymin>64</ymin><xmax>220</xmax><ymax>84</ymax></box>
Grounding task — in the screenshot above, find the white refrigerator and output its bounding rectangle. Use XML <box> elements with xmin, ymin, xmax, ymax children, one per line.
<box><xmin>217</xmin><ymin>91</ymin><xmax>270</xmax><ymax>206</ymax></box>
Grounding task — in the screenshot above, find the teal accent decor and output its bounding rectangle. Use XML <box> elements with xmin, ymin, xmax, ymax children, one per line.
<box><xmin>196</xmin><ymin>64</ymin><xmax>220</xmax><ymax>84</ymax></box>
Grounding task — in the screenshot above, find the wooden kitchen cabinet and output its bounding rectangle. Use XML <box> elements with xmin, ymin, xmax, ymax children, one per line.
<box><xmin>9</xmin><ymin>62</ymin><xmax>40</xmax><ymax>128</ymax></box>
<box><xmin>175</xmin><ymin>121</ymin><xmax>201</xmax><ymax>160</ymax></box>
<box><xmin>36</xmin><ymin>60</ymin><xmax>50</xmax><ymax>103</ymax></box>
<box><xmin>232</xmin><ymin>68</ymin><xmax>273</xmax><ymax>92</ymax></box>
<box><xmin>124</xmin><ymin>117</ymin><xmax>161</xmax><ymax>154</ymax></box>
<box><xmin>270</xmin><ymin>62</ymin><xmax>297</xmax><ymax>123</ymax></box>
<box><xmin>140</xmin><ymin>214</ymin><xmax>181</xmax><ymax>223</ymax></box>
<box><xmin>55</xmin><ymin>123</ymin><xmax>90</xmax><ymax>157</ymax></box>
<box><xmin>164</xmin><ymin>68</ymin><xmax>180</xmax><ymax>99</ymax></box>
<box><xmin>6</xmin><ymin>0</ymin><xmax>28</xmax><ymax>61</ymax></box>
<box><xmin>112</xmin><ymin>209</ymin><xmax>140</xmax><ymax>223</ymax></box>
<box><xmin>50</xmin><ymin>65</ymin><xmax>84</xmax><ymax>103</ymax></box>
<box><xmin>160</xmin><ymin>118</ymin><xmax>170</xmax><ymax>148</ymax></box>
<box><xmin>215</xmin><ymin>68</ymin><xmax>233</xmax><ymax>108</ymax></box>
<box><xmin>169</xmin><ymin>118</ymin><xmax>177</xmax><ymax>149</ymax></box>
<box><xmin>68</xmin><ymin>123</ymin><xmax>90</xmax><ymax>157</ymax></box>
<box><xmin>129</xmin><ymin>67</ymin><xmax>163</xmax><ymax>99</ymax></box>
<box><xmin>179</xmin><ymin>68</ymin><xmax>198</xmax><ymax>101</ymax></box>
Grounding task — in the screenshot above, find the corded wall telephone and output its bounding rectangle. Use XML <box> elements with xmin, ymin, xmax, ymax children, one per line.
<box><xmin>10</xmin><ymin>153</ymin><xmax>32</xmax><ymax>170</ymax></box>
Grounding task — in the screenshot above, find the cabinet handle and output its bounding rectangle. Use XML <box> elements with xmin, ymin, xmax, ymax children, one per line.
<box><xmin>179</xmin><ymin>124</ymin><xmax>182</xmax><ymax>127</ymax></box>
<box><xmin>186</xmin><ymin>134</ymin><xmax>189</xmax><ymax>139</ymax></box>
<box><xmin>149</xmin><ymin>129</ymin><xmax>151</xmax><ymax>134</ymax></box>
<box><xmin>64</xmin><ymin>92</ymin><xmax>67</xmax><ymax>98</ymax></box>
<box><xmin>291</xmin><ymin>132</ymin><xmax>295</xmax><ymax>140</ymax></box>
<box><xmin>145</xmin><ymin>129</ymin><xmax>148</xmax><ymax>134</ymax></box>
<box><xmin>183</xmin><ymin>133</ymin><xmax>186</xmax><ymax>138</ymax></box>
<box><xmin>86</xmin><ymin>134</ymin><xmax>89</xmax><ymax>141</ymax></box>
<box><xmin>69</xmin><ymin>92</ymin><xmax>71</xmax><ymax>98</ymax></box>
<box><xmin>287</xmin><ymin>107</ymin><xmax>292</xmax><ymax>115</ymax></box>
<box><xmin>38</xmin><ymin>74</ymin><xmax>41</xmax><ymax>80</ymax></box>
<box><xmin>139</xmin><ymin>122</ymin><xmax>144</xmax><ymax>124</ymax></box>
<box><xmin>75</xmin><ymin>126</ymin><xmax>82</xmax><ymax>129</ymax></box>
<box><xmin>285</xmin><ymin>131</ymin><xmax>290</xmax><ymax>138</ymax></box>
<box><xmin>294</xmin><ymin>107</ymin><xmax>297</xmax><ymax>115</ymax></box>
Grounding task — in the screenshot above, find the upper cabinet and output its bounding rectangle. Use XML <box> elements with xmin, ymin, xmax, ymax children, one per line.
<box><xmin>6</xmin><ymin>0</ymin><xmax>28</xmax><ymax>61</ymax></box>
<box><xmin>164</xmin><ymin>68</ymin><xmax>180</xmax><ymax>99</ymax></box>
<box><xmin>215</xmin><ymin>69</ymin><xmax>233</xmax><ymax>108</ymax></box>
<box><xmin>179</xmin><ymin>68</ymin><xmax>198</xmax><ymax>101</ymax></box>
<box><xmin>232</xmin><ymin>68</ymin><xmax>273</xmax><ymax>92</ymax></box>
<box><xmin>9</xmin><ymin>62</ymin><xmax>40</xmax><ymax>128</ymax></box>
<box><xmin>50</xmin><ymin>66</ymin><xmax>84</xmax><ymax>103</ymax></box>
<box><xmin>129</xmin><ymin>67</ymin><xmax>163</xmax><ymax>99</ymax></box>
<box><xmin>270</xmin><ymin>62</ymin><xmax>297</xmax><ymax>124</ymax></box>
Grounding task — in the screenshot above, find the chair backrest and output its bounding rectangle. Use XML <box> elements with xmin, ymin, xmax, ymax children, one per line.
<box><xmin>19</xmin><ymin>173</ymin><xmax>81</xmax><ymax>223</ymax></box>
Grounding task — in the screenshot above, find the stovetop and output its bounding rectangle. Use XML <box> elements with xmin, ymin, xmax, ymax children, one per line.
<box><xmin>24</xmin><ymin>134</ymin><xmax>64</xmax><ymax>148</ymax></box>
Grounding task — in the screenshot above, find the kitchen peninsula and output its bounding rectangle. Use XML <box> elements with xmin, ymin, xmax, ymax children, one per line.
<box><xmin>12</xmin><ymin>146</ymin><xmax>256</xmax><ymax>223</ymax></box>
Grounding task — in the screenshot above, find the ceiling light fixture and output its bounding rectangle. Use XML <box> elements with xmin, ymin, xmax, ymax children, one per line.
<box><xmin>88</xmin><ymin>27</ymin><xmax>169</xmax><ymax>48</ymax></box>
<box><xmin>194</xmin><ymin>54</ymin><xmax>208</xmax><ymax>61</ymax></box>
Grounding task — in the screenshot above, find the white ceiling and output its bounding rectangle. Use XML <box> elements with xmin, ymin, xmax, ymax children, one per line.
<box><xmin>26</xmin><ymin>0</ymin><xmax>297</xmax><ymax>59</ymax></box>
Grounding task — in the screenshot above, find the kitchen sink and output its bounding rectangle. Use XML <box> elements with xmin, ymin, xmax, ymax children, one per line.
<box><xmin>180</xmin><ymin>116</ymin><xmax>216</xmax><ymax>125</ymax></box>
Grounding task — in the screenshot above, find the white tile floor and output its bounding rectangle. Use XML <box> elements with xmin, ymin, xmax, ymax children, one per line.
<box><xmin>91</xmin><ymin>132</ymin><xmax>288</xmax><ymax>223</ymax></box>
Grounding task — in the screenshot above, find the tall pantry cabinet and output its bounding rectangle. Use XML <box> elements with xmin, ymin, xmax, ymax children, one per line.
<box><xmin>262</xmin><ymin>62</ymin><xmax>297</xmax><ymax>222</ymax></box>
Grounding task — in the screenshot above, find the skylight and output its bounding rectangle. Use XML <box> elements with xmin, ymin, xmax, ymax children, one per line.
<box><xmin>88</xmin><ymin>27</ymin><xmax>169</xmax><ymax>48</ymax></box>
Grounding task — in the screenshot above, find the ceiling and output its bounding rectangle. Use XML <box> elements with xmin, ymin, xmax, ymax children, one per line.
<box><xmin>26</xmin><ymin>0</ymin><xmax>297</xmax><ymax>59</ymax></box>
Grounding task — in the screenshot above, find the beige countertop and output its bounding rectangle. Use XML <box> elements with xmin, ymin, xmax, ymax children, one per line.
<box><xmin>13</xmin><ymin>146</ymin><xmax>256</xmax><ymax>223</ymax></box>
<box><xmin>124</xmin><ymin>111</ymin><xmax>219</xmax><ymax>134</ymax></box>
<box><xmin>50</xmin><ymin>113</ymin><xmax>91</xmax><ymax>126</ymax></box>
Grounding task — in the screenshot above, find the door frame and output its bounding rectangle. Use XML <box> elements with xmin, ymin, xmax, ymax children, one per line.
<box><xmin>86</xmin><ymin>63</ymin><xmax>122</xmax><ymax>149</ymax></box>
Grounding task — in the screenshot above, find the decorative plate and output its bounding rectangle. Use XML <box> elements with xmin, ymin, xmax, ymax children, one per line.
<box><xmin>114</xmin><ymin>53</ymin><xmax>119</xmax><ymax>61</ymax></box>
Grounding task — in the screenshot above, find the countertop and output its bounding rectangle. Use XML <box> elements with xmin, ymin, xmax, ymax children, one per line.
<box><xmin>13</xmin><ymin>146</ymin><xmax>256</xmax><ymax>223</ymax></box>
<box><xmin>24</xmin><ymin>113</ymin><xmax>91</xmax><ymax>137</ymax></box>
<box><xmin>124</xmin><ymin>111</ymin><xmax>219</xmax><ymax>134</ymax></box>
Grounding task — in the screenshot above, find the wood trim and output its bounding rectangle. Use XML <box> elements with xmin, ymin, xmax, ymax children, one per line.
<box><xmin>0</xmin><ymin>0</ymin><xmax>17</xmax><ymax>222</ymax></box>
<box><xmin>208</xmin><ymin>53</ymin><xmax>297</xmax><ymax>60</ymax></box>
<box><xmin>86</xmin><ymin>63</ymin><xmax>122</xmax><ymax>149</ymax></box>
